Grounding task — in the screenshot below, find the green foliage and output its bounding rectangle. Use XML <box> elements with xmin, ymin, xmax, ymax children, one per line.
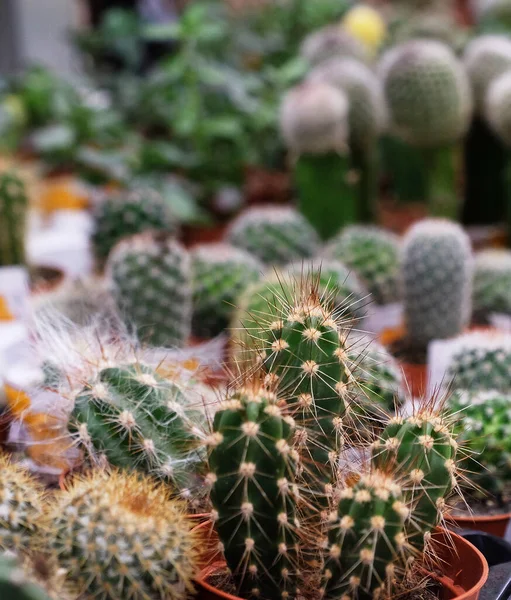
<box><xmin>0</xmin><ymin>171</ymin><xmax>28</xmax><ymax>267</ymax></box>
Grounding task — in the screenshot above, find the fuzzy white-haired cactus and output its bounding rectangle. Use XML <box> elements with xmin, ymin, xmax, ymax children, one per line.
<box><xmin>280</xmin><ymin>82</ymin><xmax>357</xmax><ymax>239</ymax></box>
<box><xmin>226</xmin><ymin>206</ymin><xmax>320</xmax><ymax>265</ymax></box>
<box><xmin>464</xmin><ymin>35</ymin><xmax>511</xmax><ymax>113</ymax></box>
<box><xmin>300</xmin><ymin>25</ymin><xmax>368</xmax><ymax>67</ymax></box>
<box><xmin>486</xmin><ymin>70</ymin><xmax>511</xmax><ymax>145</ymax></box>
<box><xmin>473</xmin><ymin>249</ymin><xmax>511</xmax><ymax>321</ymax></box>
<box><xmin>402</xmin><ymin>219</ymin><xmax>473</xmax><ymax>349</ymax></box>
<box><xmin>106</xmin><ymin>231</ymin><xmax>192</xmax><ymax>347</ymax></box>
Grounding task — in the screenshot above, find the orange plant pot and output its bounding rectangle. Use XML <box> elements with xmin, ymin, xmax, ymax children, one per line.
<box><xmin>446</xmin><ymin>512</ymin><xmax>511</xmax><ymax>538</ymax></box>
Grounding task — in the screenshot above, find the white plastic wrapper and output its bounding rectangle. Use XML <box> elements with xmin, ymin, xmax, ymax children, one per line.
<box><xmin>363</xmin><ymin>302</ymin><xmax>403</xmax><ymax>337</ymax></box>
<box><xmin>490</xmin><ymin>313</ymin><xmax>511</xmax><ymax>332</ymax></box>
<box><xmin>0</xmin><ymin>266</ymin><xmax>30</xmax><ymax>320</ymax></box>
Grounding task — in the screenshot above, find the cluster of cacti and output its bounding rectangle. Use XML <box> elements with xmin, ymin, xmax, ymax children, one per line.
<box><xmin>300</xmin><ymin>25</ymin><xmax>368</xmax><ymax>66</ymax></box>
<box><xmin>106</xmin><ymin>231</ymin><xmax>192</xmax><ymax>347</ymax></box>
<box><xmin>402</xmin><ymin>219</ymin><xmax>473</xmax><ymax>350</ymax></box>
<box><xmin>0</xmin><ymin>171</ymin><xmax>28</xmax><ymax>267</ymax></box>
<box><xmin>473</xmin><ymin>249</ymin><xmax>511</xmax><ymax>320</ymax></box>
<box><xmin>190</xmin><ymin>243</ymin><xmax>263</xmax><ymax>338</ymax></box>
<box><xmin>227</xmin><ymin>206</ymin><xmax>320</xmax><ymax>265</ymax></box>
<box><xmin>325</xmin><ymin>225</ymin><xmax>401</xmax><ymax>305</ymax></box>
<box><xmin>91</xmin><ymin>187</ymin><xmax>176</xmax><ymax>267</ymax></box>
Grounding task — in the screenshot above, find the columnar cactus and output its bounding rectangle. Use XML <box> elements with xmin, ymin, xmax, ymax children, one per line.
<box><xmin>300</xmin><ymin>25</ymin><xmax>368</xmax><ymax>67</ymax></box>
<box><xmin>486</xmin><ymin>70</ymin><xmax>511</xmax><ymax>145</ymax></box>
<box><xmin>0</xmin><ymin>171</ymin><xmax>28</xmax><ymax>267</ymax></box>
<box><xmin>325</xmin><ymin>226</ymin><xmax>401</xmax><ymax>305</ymax></box>
<box><xmin>308</xmin><ymin>58</ymin><xmax>387</xmax><ymax>221</ymax></box>
<box><xmin>207</xmin><ymin>382</ymin><xmax>300</xmax><ymax>600</ymax></box>
<box><xmin>280</xmin><ymin>82</ymin><xmax>357</xmax><ymax>239</ymax></box>
<box><xmin>106</xmin><ymin>231</ymin><xmax>192</xmax><ymax>347</ymax></box>
<box><xmin>226</xmin><ymin>206</ymin><xmax>320</xmax><ymax>266</ymax></box>
<box><xmin>379</xmin><ymin>40</ymin><xmax>472</xmax><ymax>216</ymax></box>
<box><xmin>92</xmin><ymin>187</ymin><xmax>176</xmax><ymax>267</ymax></box>
<box><xmin>473</xmin><ymin>249</ymin><xmax>511</xmax><ymax>320</ymax></box>
<box><xmin>71</xmin><ymin>362</ymin><xmax>204</xmax><ymax>492</ymax></box>
<box><xmin>402</xmin><ymin>220</ymin><xmax>473</xmax><ymax>350</ymax></box>
<box><xmin>191</xmin><ymin>243</ymin><xmax>263</xmax><ymax>338</ymax></box>
<box><xmin>43</xmin><ymin>470</ymin><xmax>197</xmax><ymax>600</ymax></box>
<box><xmin>463</xmin><ymin>35</ymin><xmax>511</xmax><ymax>113</ymax></box>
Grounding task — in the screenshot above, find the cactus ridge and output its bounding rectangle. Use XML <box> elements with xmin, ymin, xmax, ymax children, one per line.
<box><xmin>0</xmin><ymin>171</ymin><xmax>28</xmax><ymax>266</ymax></box>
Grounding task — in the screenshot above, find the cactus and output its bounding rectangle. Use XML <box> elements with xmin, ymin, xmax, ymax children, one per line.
<box><xmin>0</xmin><ymin>554</ymin><xmax>55</xmax><ymax>600</ymax></box>
<box><xmin>92</xmin><ymin>187</ymin><xmax>176</xmax><ymax>267</ymax></box>
<box><xmin>300</xmin><ymin>25</ymin><xmax>368</xmax><ymax>67</ymax></box>
<box><xmin>0</xmin><ymin>455</ymin><xmax>45</xmax><ymax>554</ymax></box>
<box><xmin>0</xmin><ymin>171</ymin><xmax>28</xmax><ymax>267</ymax></box>
<box><xmin>380</xmin><ymin>40</ymin><xmax>472</xmax><ymax>216</ymax></box>
<box><xmin>70</xmin><ymin>361</ymin><xmax>204</xmax><ymax>493</ymax></box>
<box><xmin>43</xmin><ymin>470</ymin><xmax>197</xmax><ymax>600</ymax></box>
<box><xmin>207</xmin><ymin>381</ymin><xmax>300</xmax><ymax>600</ymax></box>
<box><xmin>325</xmin><ymin>226</ymin><xmax>401</xmax><ymax>305</ymax></box>
<box><xmin>473</xmin><ymin>250</ymin><xmax>511</xmax><ymax>321</ymax></box>
<box><xmin>402</xmin><ymin>219</ymin><xmax>473</xmax><ymax>350</ymax></box>
<box><xmin>226</xmin><ymin>206</ymin><xmax>320</xmax><ymax>266</ymax></box>
<box><xmin>280</xmin><ymin>82</ymin><xmax>358</xmax><ymax>239</ymax></box>
<box><xmin>308</xmin><ymin>58</ymin><xmax>387</xmax><ymax>221</ymax></box>
<box><xmin>486</xmin><ymin>70</ymin><xmax>511</xmax><ymax>145</ymax></box>
<box><xmin>191</xmin><ymin>243</ymin><xmax>263</xmax><ymax>338</ymax></box>
<box><xmin>106</xmin><ymin>231</ymin><xmax>192</xmax><ymax>347</ymax></box>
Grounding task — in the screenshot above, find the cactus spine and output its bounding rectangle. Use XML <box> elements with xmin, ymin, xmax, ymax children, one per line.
<box><xmin>107</xmin><ymin>231</ymin><xmax>192</xmax><ymax>347</ymax></box>
<box><xmin>208</xmin><ymin>382</ymin><xmax>300</xmax><ymax>600</ymax></box>
<box><xmin>0</xmin><ymin>171</ymin><xmax>28</xmax><ymax>267</ymax></box>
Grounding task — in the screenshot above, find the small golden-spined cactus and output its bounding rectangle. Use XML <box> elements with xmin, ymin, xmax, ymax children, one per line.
<box><xmin>43</xmin><ymin>470</ymin><xmax>198</xmax><ymax>600</ymax></box>
<box><xmin>0</xmin><ymin>455</ymin><xmax>45</xmax><ymax>553</ymax></box>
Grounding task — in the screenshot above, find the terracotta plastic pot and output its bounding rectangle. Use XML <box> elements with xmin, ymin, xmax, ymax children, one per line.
<box><xmin>446</xmin><ymin>512</ymin><xmax>511</xmax><ymax>539</ymax></box>
<box><xmin>191</xmin><ymin>518</ymin><xmax>222</xmax><ymax>571</ymax></box>
<box><xmin>195</xmin><ymin>528</ymin><xmax>488</xmax><ymax>600</ymax></box>
<box><xmin>181</xmin><ymin>223</ymin><xmax>228</xmax><ymax>248</ymax></box>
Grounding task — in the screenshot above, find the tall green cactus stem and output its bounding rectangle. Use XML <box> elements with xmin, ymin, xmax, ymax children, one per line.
<box><xmin>71</xmin><ymin>362</ymin><xmax>204</xmax><ymax>492</ymax></box>
<box><xmin>402</xmin><ymin>219</ymin><xmax>473</xmax><ymax>350</ymax></box>
<box><xmin>43</xmin><ymin>470</ymin><xmax>197</xmax><ymax>600</ymax></box>
<box><xmin>380</xmin><ymin>40</ymin><xmax>472</xmax><ymax>217</ymax></box>
<box><xmin>191</xmin><ymin>243</ymin><xmax>262</xmax><ymax>338</ymax></box>
<box><xmin>0</xmin><ymin>171</ymin><xmax>28</xmax><ymax>267</ymax></box>
<box><xmin>107</xmin><ymin>231</ymin><xmax>192</xmax><ymax>347</ymax></box>
<box><xmin>322</xmin><ymin>470</ymin><xmax>411</xmax><ymax>600</ymax></box>
<box><xmin>226</xmin><ymin>206</ymin><xmax>320</xmax><ymax>266</ymax></box>
<box><xmin>208</xmin><ymin>383</ymin><xmax>300</xmax><ymax>600</ymax></box>
<box><xmin>325</xmin><ymin>226</ymin><xmax>401</xmax><ymax>305</ymax></box>
<box><xmin>92</xmin><ymin>187</ymin><xmax>176</xmax><ymax>267</ymax></box>
<box><xmin>300</xmin><ymin>25</ymin><xmax>368</xmax><ymax>67</ymax></box>
<box><xmin>372</xmin><ymin>410</ymin><xmax>457</xmax><ymax>550</ymax></box>
<box><xmin>308</xmin><ymin>58</ymin><xmax>386</xmax><ymax>221</ymax></box>
<box><xmin>473</xmin><ymin>250</ymin><xmax>511</xmax><ymax>321</ymax></box>
<box><xmin>280</xmin><ymin>82</ymin><xmax>357</xmax><ymax>240</ymax></box>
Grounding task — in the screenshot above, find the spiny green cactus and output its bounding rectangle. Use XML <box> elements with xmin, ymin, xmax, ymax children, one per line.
<box><xmin>191</xmin><ymin>243</ymin><xmax>263</xmax><ymax>338</ymax></box>
<box><xmin>43</xmin><ymin>470</ymin><xmax>197</xmax><ymax>600</ymax></box>
<box><xmin>207</xmin><ymin>381</ymin><xmax>300</xmax><ymax>600</ymax></box>
<box><xmin>325</xmin><ymin>226</ymin><xmax>401</xmax><ymax>305</ymax></box>
<box><xmin>307</xmin><ymin>58</ymin><xmax>386</xmax><ymax>221</ymax></box>
<box><xmin>463</xmin><ymin>35</ymin><xmax>511</xmax><ymax>113</ymax></box>
<box><xmin>107</xmin><ymin>231</ymin><xmax>192</xmax><ymax>347</ymax></box>
<box><xmin>226</xmin><ymin>206</ymin><xmax>320</xmax><ymax>266</ymax></box>
<box><xmin>402</xmin><ymin>219</ymin><xmax>473</xmax><ymax>350</ymax></box>
<box><xmin>486</xmin><ymin>70</ymin><xmax>511</xmax><ymax>145</ymax></box>
<box><xmin>300</xmin><ymin>25</ymin><xmax>368</xmax><ymax>67</ymax></box>
<box><xmin>473</xmin><ymin>249</ymin><xmax>511</xmax><ymax>321</ymax></box>
<box><xmin>0</xmin><ymin>171</ymin><xmax>28</xmax><ymax>267</ymax></box>
<box><xmin>92</xmin><ymin>187</ymin><xmax>176</xmax><ymax>267</ymax></box>
<box><xmin>280</xmin><ymin>82</ymin><xmax>357</xmax><ymax>239</ymax></box>
<box><xmin>322</xmin><ymin>470</ymin><xmax>411</xmax><ymax>600</ymax></box>
<box><xmin>0</xmin><ymin>455</ymin><xmax>45</xmax><ymax>554</ymax></box>
<box><xmin>71</xmin><ymin>362</ymin><xmax>204</xmax><ymax>493</ymax></box>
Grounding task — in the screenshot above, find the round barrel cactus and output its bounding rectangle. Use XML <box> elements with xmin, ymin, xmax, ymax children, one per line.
<box><xmin>473</xmin><ymin>249</ymin><xmax>511</xmax><ymax>320</ymax></box>
<box><xmin>300</xmin><ymin>25</ymin><xmax>368</xmax><ymax>66</ymax></box>
<box><xmin>486</xmin><ymin>70</ymin><xmax>511</xmax><ymax>145</ymax></box>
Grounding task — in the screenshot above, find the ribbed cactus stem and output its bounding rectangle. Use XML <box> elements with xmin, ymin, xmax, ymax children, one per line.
<box><xmin>208</xmin><ymin>382</ymin><xmax>300</xmax><ymax>600</ymax></box>
<box><xmin>0</xmin><ymin>172</ymin><xmax>28</xmax><ymax>267</ymax></box>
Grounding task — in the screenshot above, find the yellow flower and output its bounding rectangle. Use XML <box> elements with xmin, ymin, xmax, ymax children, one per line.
<box><xmin>342</xmin><ymin>4</ymin><xmax>386</xmax><ymax>54</ymax></box>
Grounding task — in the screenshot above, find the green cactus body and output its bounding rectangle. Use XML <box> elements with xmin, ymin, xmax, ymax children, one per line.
<box><xmin>300</xmin><ymin>25</ymin><xmax>368</xmax><ymax>66</ymax></box>
<box><xmin>0</xmin><ymin>172</ymin><xmax>28</xmax><ymax>267</ymax></box>
<box><xmin>325</xmin><ymin>226</ymin><xmax>401</xmax><ymax>305</ymax></box>
<box><xmin>323</xmin><ymin>471</ymin><xmax>410</xmax><ymax>600</ymax></box>
<box><xmin>372</xmin><ymin>412</ymin><xmax>457</xmax><ymax>549</ymax></box>
<box><xmin>92</xmin><ymin>187</ymin><xmax>176</xmax><ymax>266</ymax></box>
<box><xmin>71</xmin><ymin>362</ymin><xmax>203</xmax><ymax>491</ymax></box>
<box><xmin>107</xmin><ymin>231</ymin><xmax>191</xmax><ymax>347</ymax></box>
<box><xmin>208</xmin><ymin>384</ymin><xmax>299</xmax><ymax>600</ymax></box>
<box><xmin>280</xmin><ymin>82</ymin><xmax>357</xmax><ymax>240</ymax></box>
<box><xmin>226</xmin><ymin>206</ymin><xmax>320</xmax><ymax>266</ymax></box>
<box><xmin>0</xmin><ymin>555</ymin><xmax>52</xmax><ymax>600</ymax></box>
<box><xmin>191</xmin><ymin>243</ymin><xmax>263</xmax><ymax>338</ymax></box>
<box><xmin>402</xmin><ymin>219</ymin><xmax>473</xmax><ymax>349</ymax></box>
<box><xmin>473</xmin><ymin>250</ymin><xmax>511</xmax><ymax>320</ymax></box>
<box><xmin>45</xmin><ymin>470</ymin><xmax>197</xmax><ymax>600</ymax></box>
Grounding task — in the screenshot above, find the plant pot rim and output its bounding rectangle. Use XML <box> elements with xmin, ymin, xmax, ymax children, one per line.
<box><xmin>195</xmin><ymin>529</ymin><xmax>488</xmax><ymax>600</ymax></box>
<box><xmin>446</xmin><ymin>511</ymin><xmax>511</xmax><ymax>524</ymax></box>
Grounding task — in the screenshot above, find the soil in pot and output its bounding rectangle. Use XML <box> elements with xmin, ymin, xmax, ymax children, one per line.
<box><xmin>448</xmin><ymin>491</ymin><xmax>511</xmax><ymax>538</ymax></box>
